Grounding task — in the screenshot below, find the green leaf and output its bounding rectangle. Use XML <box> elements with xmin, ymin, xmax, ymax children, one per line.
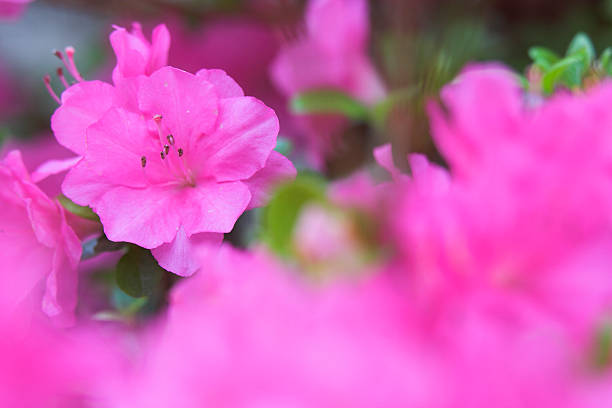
<box><xmin>115</xmin><ymin>246</ymin><xmax>164</xmax><ymax>298</ymax></box>
<box><xmin>290</xmin><ymin>89</ymin><xmax>369</xmax><ymax>121</ymax></box>
<box><xmin>528</xmin><ymin>46</ymin><xmax>560</xmax><ymax>71</ymax></box>
<box><xmin>57</xmin><ymin>194</ymin><xmax>99</xmax><ymax>221</ymax></box>
<box><xmin>600</xmin><ymin>47</ymin><xmax>612</xmax><ymax>76</ymax></box>
<box><xmin>566</xmin><ymin>32</ymin><xmax>596</xmax><ymax>65</ymax></box>
<box><xmin>260</xmin><ymin>174</ymin><xmax>326</xmax><ymax>256</ymax></box>
<box><xmin>540</xmin><ymin>56</ymin><xmax>583</xmax><ymax>94</ymax></box>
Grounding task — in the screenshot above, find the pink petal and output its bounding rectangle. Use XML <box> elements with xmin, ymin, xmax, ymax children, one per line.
<box><xmin>138</xmin><ymin>66</ymin><xmax>219</xmax><ymax>148</ymax></box>
<box><xmin>62</xmin><ymin>108</ymin><xmax>166</xmax><ymax>206</ymax></box>
<box><xmin>51</xmin><ymin>80</ymin><xmax>115</xmax><ymax>155</ymax></box>
<box><xmin>195</xmin><ymin>96</ymin><xmax>279</xmax><ymax>182</ymax></box>
<box><xmin>196</xmin><ymin>68</ymin><xmax>244</xmax><ymax>98</ymax></box>
<box><xmin>92</xmin><ymin>180</ymin><xmax>250</xmax><ymax>249</ymax></box>
<box><xmin>151</xmin><ymin>228</ymin><xmax>223</xmax><ymax>277</ymax></box>
<box><xmin>306</xmin><ymin>0</ymin><xmax>369</xmax><ymax>54</ymax></box>
<box><xmin>373</xmin><ymin>143</ymin><xmax>401</xmax><ymax>181</ymax></box>
<box><xmin>41</xmin><ymin>206</ymin><xmax>81</xmax><ymax>327</ymax></box>
<box><xmin>110</xmin><ymin>23</ymin><xmax>150</xmax><ymax>83</ymax></box>
<box><xmin>147</xmin><ymin>24</ymin><xmax>171</xmax><ymax>74</ymax></box>
<box><xmin>244</xmin><ymin>151</ymin><xmax>296</xmax><ymax>209</ymax></box>
<box><xmin>31</xmin><ymin>156</ymin><xmax>81</xmax><ymax>183</ymax></box>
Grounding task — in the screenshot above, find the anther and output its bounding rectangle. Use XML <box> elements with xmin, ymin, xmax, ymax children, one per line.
<box><xmin>56</xmin><ymin>67</ymin><xmax>70</xmax><ymax>89</ymax></box>
<box><xmin>164</xmin><ymin>144</ymin><xmax>170</xmax><ymax>155</ymax></box>
<box><xmin>153</xmin><ymin>114</ymin><xmax>163</xmax><ymax>123</ymax></box>
<box><xmin>43</xmin><ymin>75</ymin><xmax>60</xmax><ymax>104</ymax></box>
<box><xmin>167</xmin><ymin>134</ymin><xmax>175</xmax><ymax>145</ymax></box>
<box><xmin>141</xmin><ymin>156</ymin><xmax>147</xmax><ymax>168</ymax></box>
<box><xmin>160</xmin><ymin>151</ymin><xmax>166</xmax><ymax>160</ymax></box>
<box><xmin>178</xmin><ymin>148</ymin><xmax>184</xmax><ymax>157</ymax></box>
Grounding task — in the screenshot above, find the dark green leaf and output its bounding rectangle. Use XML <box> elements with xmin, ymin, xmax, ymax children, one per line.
<box><xmin>115</xmin><ymin>246</ymin><xmax>164</xmax><ymax>298</ymax></box>
<box><xmin>290</xmin><ymin>89</ymin><xmax>369</xmax><ymax>121</ymax></box>
<box><xmin>57</xmin><ymin>194</ymin><xmax>99</xmax><ymax>221</ymax></box>
<box><xmin>260</xmin><ymin>174</ymin><xmax>326</xmax><ymax>256</ymax></box>
<box><xmin>82</xmin><ymin>235</ymin><xmax>126</xmax><ymax>260</ymax></box>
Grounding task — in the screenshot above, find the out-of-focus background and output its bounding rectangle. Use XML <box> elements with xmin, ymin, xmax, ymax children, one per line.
<box><xmin>2</xmin><ymin>0</ymin><xmax>612</xmax><ymax>173</ymax></box>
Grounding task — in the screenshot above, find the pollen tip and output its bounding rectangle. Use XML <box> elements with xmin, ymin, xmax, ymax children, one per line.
<box><xmin>160</xmin><ymin>151</ymin><xmax>166</xmax><ymax>160</ymax></box>
<box><xmin>141</xmin><ymin>156</ymin><xmax>147</xmax><ymax>168</ymax></box>
<box><xmin>43</xmin><ymin>74</ymin><xmax>51</xmax><ymax>84</ymax></box>
<box><xmin>178</xmin><ymin>148</ymin><xmax>184</xmax><ymax>157</ymax></box>
<box><xmin>52</xmin><ymin>49</ymin><xmax>63</xmax><ymax>59</ymax></box>
<box><xmin>153</xmin><ymin>114</ymin><xmax>163</xmax><ymax>122</ymax></box>
<box><xmin>167</xmin><ymin>134</ymin><xmax>175</xmax><ymax>145</ymax></box>
<box><xmin>65</xmin><ymin>46</ymin><xmax>75</xmax><ymax>55</ymax></box>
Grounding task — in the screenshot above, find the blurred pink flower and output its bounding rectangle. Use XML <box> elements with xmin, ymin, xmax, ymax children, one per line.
<box><xmin>110</xmin><ymin>245</ymin><xmax>445</xmax><ymax>408</ymax></box>
<box><xmin>271</xmin><ymin>0</ymin><xmax>385</xmax><ymax>162</ymax></box>
<box><xmin>62</xmin><ymin>66</ymin><xmax>294</xmax><ymax>276</ymax></box>
<box><xmin>0</xmin><ymin>150</ymin><xmax>81</xmax><ymax>326</ymax></box>
<box><xmin>393</xmin><ymin>65</ymin><xmax>612</xmax><ymax>335</ymax></box>
<box><xmin>0</xmin><ymin>0</ymin><xmax>32</xmax><ymax>20</ymax></box>
<box><xmin>0</xmin><ymin>306</ymin><xmax>128</xmax><ymax>407</ymax></box>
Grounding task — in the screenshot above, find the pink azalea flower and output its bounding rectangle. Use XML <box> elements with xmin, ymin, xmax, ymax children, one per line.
<box><xmin>62</xmin><ymin>66</ymin><xmax>294</xmax><ymax>276</ymax></box>
<box><xmin>271</xmin><ymin>0</ymin><xmax>385</xmax><ymax>162</ymax></box>
<box><xmin>0</xmin><ymin>0</ymin><xmax>32</xmax><ymax>20</ymax></box>
<box><xmin>0</xmin><ymin>150</ymin><xmax>81</xmax><ymax>326</ymax></box>
<box><xmin>109</xmin><ymin>246</ymin><xmax>445</xmax><ymax>408</ymax></box>
<box><xmin>393</xmin><ymin>65</ymin><xmax>612</xmax><ymax>336</ymax></box>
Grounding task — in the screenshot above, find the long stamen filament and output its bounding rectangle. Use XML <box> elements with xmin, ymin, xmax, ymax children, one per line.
<box><xmin>43</xmin><ymin>75</ymin><xmax>60</xmax><ymax>104</ymax></box>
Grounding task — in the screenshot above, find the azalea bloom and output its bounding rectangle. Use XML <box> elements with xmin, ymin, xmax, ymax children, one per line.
<box><xmin>62</xmin><ymin>66</ymin><xmax>294</xmax><ymax>276</ymax></box>
<box><xmin>0</xmin><ymin>150</ymin><xmax>81</xmax><ymax>326</ymax></box>
<box><xmin>393</xmin><ymin>65</ymin><xmax>612</xmax><ymax>335</ymax></box>
<box><xmin>48</xmin><ymin>23</ymin><xmax>295</xmax><ymax>276</ymax></box>
<box><xmin>271</xmin><ymin>0</ymin><xmax>385</xmax><ymax>162</ymax></box>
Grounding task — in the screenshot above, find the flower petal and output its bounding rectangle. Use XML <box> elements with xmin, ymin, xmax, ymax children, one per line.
<box><xmin>195</xmin><ymin>96</ymin><xmax>279</xmax><ymax>182</ymax></box>
<box><xmin>151</xmin><ymin>228</ymin><xmax>223</xmax><ymax>277</ymax></box>
<box><xmin>196</xmin><ymin>68</ymin><xmax>244</xmax><ymax>98</ymax></box>
<box><xmin>244</xmin><ymin>151</ymin><xmax>296</xmax><ymax>209</ymax></box>
<box><xmin>51</xmin><ymin>80</ymin><xmax>115</xmax><ymax>155</ymax></box>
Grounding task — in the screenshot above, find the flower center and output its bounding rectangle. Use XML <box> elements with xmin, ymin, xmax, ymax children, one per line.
<box><xmin>140</xmin><ymin>115</ymin><xmax>196</xmax><ymax>187</ymax></box>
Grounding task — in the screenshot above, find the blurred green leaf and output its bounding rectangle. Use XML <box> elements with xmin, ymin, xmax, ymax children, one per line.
<box><xmin>57</xmin><ymin>194</ymin><xmax>99</xmax><ymax>221</ymax></box>
<box><xmin>274</xmin><ymin>137</ymin><xmax>293</xmax><ymax>156</ymax></box>
<box><xmin>261</xmin><ymin>174</ymin><xmax>326</xmax><ymax>256</ymax></box>
<box><xmin>594</xmin><ymin>321</ymin><xmax>612</xmax><ymax>370</ymax></box>
<box><xmin>528</xmin><ymin>46</ymin><xmax>560</xmax><ymax>71</ymax></box>
<box><xmin>291</xmin><ymin>90</ymin><xmax>369</xmax><ymax>121</ymax></box>
<box><xmin>115</xmin><ymin>246</ymin><xmax>164</xmax><ymax>298</ymax></box>
<box><xmin>566</xmin><ymin>32</ymin><xmax>596</xmax><ymax>64</ymax></box>
<box><xmin>541</xmin><ymin>56</ymin><xmax>583</xmax><ymax>94</ymax></box>
<box><xmin>371</xmin><ymin>86</ymin><xmax>418</xmax><ymax>129</ymax></box>
<box><xmin>82</xmin><ymin>235</ymin><xmax>126</xmax><ymax>260</ymax></box>
<box><xmin>600</xmin><ymin>47</ymin><xmax>612</xmax><ymax>76</ymax></box>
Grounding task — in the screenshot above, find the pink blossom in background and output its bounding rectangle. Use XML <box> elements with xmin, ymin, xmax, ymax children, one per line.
<box><xmin>0</xmin><ymin>0</ymin><xmax>32</xmax><ymax>20</ymax></box>
<box><xmin>110</xmin><ymin>246</ymin><xmax>445</xmax><ymax>408</ymax></box>
<box><xmin>62</xmin><ymin>66</ymin><xmax>294</xmax><ymax>277</ymax></box>
<box><xmin>0</xmin><ymin>150</ymin><xmax>81</xmax><ymax>326</ymax></box>
<box><xmin>0</xmin><ymin>306</ymin><xmax>127</xmax><ymax>407</ymax></box>
<box><xmin>271</xmin><ymin>0</ymin><xmax>385</xmax><ymax>162</ymax></box>
<box><xmin>393</xmin><ymin>65</ymin><xmax>612</xmax><ymax>336</ymax></box>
